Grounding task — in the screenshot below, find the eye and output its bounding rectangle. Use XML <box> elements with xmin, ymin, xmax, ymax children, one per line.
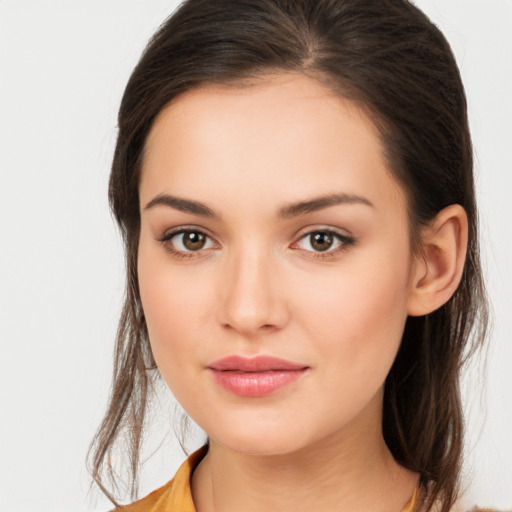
<box><xmin>293</xmin><ymin>229</ymin><xmax>355</xmax><ymax>257</ymax></box>
<box><xmin>157</xmin><ymin>228</ymin><xmax>217</xmax><ymax>258</ymax></box>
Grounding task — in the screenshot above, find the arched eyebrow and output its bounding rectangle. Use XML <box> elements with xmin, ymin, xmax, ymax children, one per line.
<box><xmin>144</xmin><ymin>192</ymin><xmax>373</xmax><ymax>219</ymax></box>
<box><xmin>145</xmin><ymin>194</ymin><xmax>217</xmax><ymax>217</ymax></box>
<box><xmin>278</xmin><ymin>193</ymin><xmax>373</xmax><ymax>219</ymax></box>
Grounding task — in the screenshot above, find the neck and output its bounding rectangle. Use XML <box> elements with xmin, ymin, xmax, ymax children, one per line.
<box><xmin>191</xmin><ymin>396</ymin><xmax>419</xmax><ymax>512</ymax></box>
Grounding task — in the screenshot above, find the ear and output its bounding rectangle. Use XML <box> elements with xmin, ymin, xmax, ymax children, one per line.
<box><xmin>407</xmin><ymin>204</ymin><xmax>468</xmax><ymax>317</ymax></box>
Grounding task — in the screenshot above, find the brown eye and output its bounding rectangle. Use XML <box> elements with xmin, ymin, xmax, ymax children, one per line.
<box><xmin>159</xmin><ymin>229</ymin><xmax>216</xmax><ymax>255</ymax></box>
<box><xmin>310</xmin><ymin>232</ymin><xmax>334</xmax><ymax>252</ymax></box>
<box><xmin>182</xmin><ymin>231</ymin><xmax>207</xmax><ymax>251</ymax></box>
<box><xmin>294</xmin><ymin>229</ymin><xmax>355</xmax><ymax>257</ymax></box>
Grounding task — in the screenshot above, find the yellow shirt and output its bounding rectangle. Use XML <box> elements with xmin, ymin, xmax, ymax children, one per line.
<box><xmin>115</xmin><ymin>445</ymin><xmax>419</xmax><ymax>512</ymax></box>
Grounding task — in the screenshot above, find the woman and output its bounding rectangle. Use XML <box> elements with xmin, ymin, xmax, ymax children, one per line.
<box><xmin>88</xmin><ymin>1</ymin><xmax>491</xmax><ymax>511</ymax></box>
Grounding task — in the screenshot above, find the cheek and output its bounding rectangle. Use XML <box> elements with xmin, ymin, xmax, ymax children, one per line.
<box><xmin>285</xmin><ymin>258</ymin><xmax>411</xmax><ymax>434</ymax></box>
<box><xmin>137</xmin><ymin>240</ymin><xmax>213</xmax><ymax>373</ymax></box>
<box><xmin>294</xmin><ymin>245</ymin><xmax>412</xmax><ymax>381</ymax></box>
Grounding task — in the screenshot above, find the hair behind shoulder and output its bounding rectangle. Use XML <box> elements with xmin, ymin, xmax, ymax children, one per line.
<box><xmin>88</xmin><ymin>1</ymin><xmax>489</xmax><ymax>510</ymax></box>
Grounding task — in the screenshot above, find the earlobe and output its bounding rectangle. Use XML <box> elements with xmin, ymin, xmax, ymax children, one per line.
<box><xmin>407</xmin><ymin>204</ymin><xmax>468</xmax><ymax>317</ymax></box>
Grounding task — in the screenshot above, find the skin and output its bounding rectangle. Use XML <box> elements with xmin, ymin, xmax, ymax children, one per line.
<box><xmin>137</xmin><ymin>72</ymin><xmax>468</xmax><ymax>512</ymax></box>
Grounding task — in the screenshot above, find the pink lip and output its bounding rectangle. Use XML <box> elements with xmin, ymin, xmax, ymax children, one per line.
<box><xmin>207</xmin><ymin>356</ymin><xmax>309</xmax><ymax>397</ymax></box>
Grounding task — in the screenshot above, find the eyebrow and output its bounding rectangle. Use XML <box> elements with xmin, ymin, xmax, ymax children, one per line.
<box><xmin>145</xmin><ymin>194</ymin><xmax>217</xmax><ymax>217</ymax></box>
<box><xmin>144</xmin><ymin>192</ymin><xmax>374</xmax><ymax>219</ymax></box>
<box><xmin>278</xmin><ymin>193</ymin><xmax>373</xmax><ymax>218</ymax></box>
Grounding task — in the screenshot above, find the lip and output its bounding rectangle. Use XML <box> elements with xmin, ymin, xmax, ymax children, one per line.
<box><xmin>207</xmin><ymin>355</ymin><xmax>309</xmax><ymax>397</ymax></box>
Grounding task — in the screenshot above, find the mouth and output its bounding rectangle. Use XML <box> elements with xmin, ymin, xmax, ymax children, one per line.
<box><xmin>207</xmin><ymin>355</ymin><xmax>309</xmax><ymax>397</ymax></box>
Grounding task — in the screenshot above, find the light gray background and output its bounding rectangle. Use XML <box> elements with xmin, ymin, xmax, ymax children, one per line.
<box><xmin>0</xmin><ymin>1</ymin><xmax>511</xmax><ymax>511</ymax></box>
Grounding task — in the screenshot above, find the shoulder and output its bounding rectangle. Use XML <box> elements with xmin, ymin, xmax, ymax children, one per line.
<box><xmin>416</xmin><ymin>490</ymin><xmax>508</xmax><ymax>512</ymax></box>
<box><xmin>453</xmin><ymin>497</ymin><xmax>510</xmax><ymax>512</ymax></box>
<box><xmin>114</xmin><ymin>480</ymin><xmax>173</xmax><ymax>512</ymax></box>
<box><xmin>451</xmin><ymin>502</ymin><xmax>509</xmax><ymax>512</ymax></box>
<box><xmin>464</xmin><ymin>509</ymin><xmax>510</xmax><ymax>512</ymax></box>
<box><xmin>113</xmin><ymin>445</ymin><xmax>208</xmax><ymax>512</ymax></box>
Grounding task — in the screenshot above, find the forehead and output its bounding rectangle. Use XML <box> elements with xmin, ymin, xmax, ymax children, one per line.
<box><xmin>140</xmin><ymin>72</ymin><xmax>406</xmax><ymax>219</ymax></box>
<box><xmin>144</xmin><ymin>72</ymin><xmax>379</xmax><ymax>161</ymax></box>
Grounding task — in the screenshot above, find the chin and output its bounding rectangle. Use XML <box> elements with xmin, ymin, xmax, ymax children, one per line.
<box><xmin>203</xmin><ymin>416</ymin><xmax>321</xmax><ymax>457</ymax></box>
<box><xmin>216</xmin><ymin>434</ymin><xmax>305</xmax><ymax>456</ymax></box>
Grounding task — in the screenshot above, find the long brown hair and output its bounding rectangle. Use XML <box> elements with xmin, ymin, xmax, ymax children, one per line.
<box><xmin>88</xmin><ymin>1</ymin><xmax>489</xmax><ymax>510</ymax></box>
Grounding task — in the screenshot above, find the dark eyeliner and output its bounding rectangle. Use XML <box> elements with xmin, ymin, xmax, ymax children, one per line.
<box><xmin>295</xmin><ymin>229</ymin><xmax>356</xmax><ymax>260</ymax></box>
<box><xmin>155</xmin><ymin>227</ymin><xmax>214</xmax><ymax>260</ymax></box>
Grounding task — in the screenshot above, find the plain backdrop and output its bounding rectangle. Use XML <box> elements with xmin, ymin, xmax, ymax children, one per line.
<box><xmin>0</xmin><ymin>1</ymin><xmax>511</xmax><ymax>511</ymax></box>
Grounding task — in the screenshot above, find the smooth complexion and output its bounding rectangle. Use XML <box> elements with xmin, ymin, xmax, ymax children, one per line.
<box><xmin>137</xmin><ymin>73</ymin><xmax>468</xmax><ymax>512</ymax></box>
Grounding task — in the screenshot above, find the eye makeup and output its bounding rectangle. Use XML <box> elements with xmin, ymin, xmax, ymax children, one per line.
<box><xmin>155</xmin><ymin>226</ymin><xmax>356</xmax><ymax>261</ymax></box>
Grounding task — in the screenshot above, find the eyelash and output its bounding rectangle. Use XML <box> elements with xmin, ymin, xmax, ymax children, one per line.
<box><xmin>156</xmin><ymin>227</ymin><xmax>356</xmax><ymax>261</ymax></box>
<box><xmin>292</xmin><ymin>230</ymin><xmax>356</xmax><ymax>259</ymax></box>
<box><xmin>156</xmin><ymin>228</ymin><xmax>217</xmax><ymax>261</ymax></box>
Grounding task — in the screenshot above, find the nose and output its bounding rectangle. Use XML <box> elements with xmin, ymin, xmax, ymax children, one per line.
<box><xmin>217</xmin><ymin>245</ymin><xmax>290</xmax><ymax>336</ymax></box>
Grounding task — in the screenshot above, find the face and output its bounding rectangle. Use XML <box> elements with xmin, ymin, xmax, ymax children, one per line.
<box><xmin>138</xmin><ymin>73</ymin><xmax>416</xmax><ymax>455</ymax></box>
